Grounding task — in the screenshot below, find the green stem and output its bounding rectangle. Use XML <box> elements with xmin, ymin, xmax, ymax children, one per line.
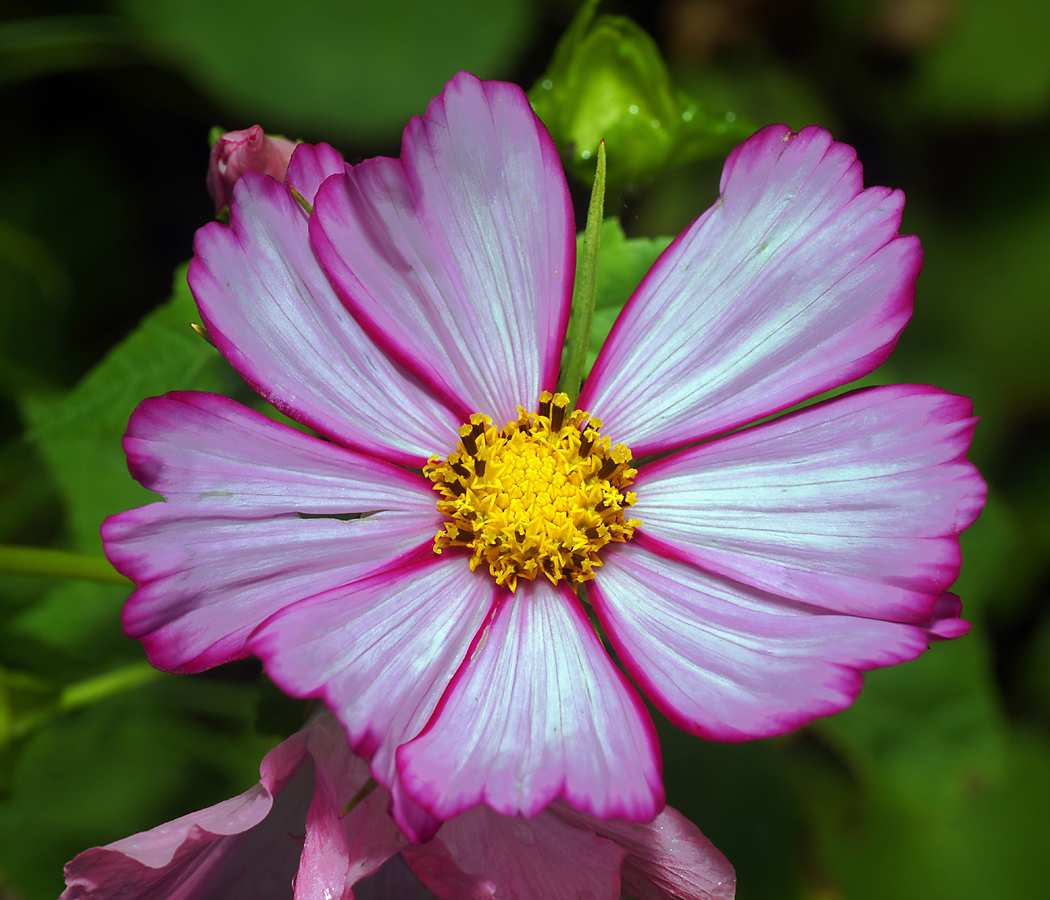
<box><xmin>341</xmin><ymin>777</ymin><xmax>378</xmax><ymax>817</ymax></box>
<box><xmin>558</xmin><ymin>140</ymin><xmax>606</xmax><ymax>403</ymax></box>
<box><xmin>60</xmin><ymin>662</ymin><xmax>161</xmax><ymax>712</ymax></box>
<box><xmin>0</xmin><ymin>545</ymin><xmax>130</xmax><ymax>585</ymax></box>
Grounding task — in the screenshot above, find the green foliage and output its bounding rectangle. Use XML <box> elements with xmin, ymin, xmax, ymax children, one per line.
<box><xmin>120</xmin><ymin>0</ymin><xmax>536</xmax><ymax>140</ymax></box>
<box><xmin>0</xmin><ymin>267</ymin><xmax>278</xmax><ymax>899</ymax></box>
<box><xmin>0</xmin><ymin>666</ymin><xmax>57</xmax><ymax>756</ymax></box>
<box><xmin>573</xmin><ymin>217</ymin><xmax>673</xmax><ymax>376</ymax></box>
<box><xmin>530</xmin><ymin>0</ymin><xmax>753</xmax><ymax>188</ymax></box>
<box><xmin>0</xmin><ymin>675</ymin><xmax>276</xmax><ymax>899</ymax></box>
<box><xmin>22</xmin><ymin>264</ymin><xmax>242</xmax><ymax>551</ymax></box>
<box><xmin>801</xmin><ymin>635</ymin><xmax>1050</xmax><ymax>900</ymax></box>
<box><xmin>914</xmin><ymin>0</ymin><xmax>1050</xmax><ymax>122</ymax></box>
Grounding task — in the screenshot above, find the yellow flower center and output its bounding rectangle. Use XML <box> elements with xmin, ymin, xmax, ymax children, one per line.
<box><xmin>425</xmin><ymin>391</ymin><xmax>640</xmax><ymax>591</ymax></box>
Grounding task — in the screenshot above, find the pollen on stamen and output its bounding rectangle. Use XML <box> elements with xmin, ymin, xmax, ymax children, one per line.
<box><xmin>424</xmin><ymin>391</ymin><xmax>640</xmax><ymax>592</ymax></box>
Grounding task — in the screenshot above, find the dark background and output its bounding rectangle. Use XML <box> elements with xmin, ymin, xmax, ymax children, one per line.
<box><xmin>1</xmin><ymin>1</ymin><xmax>1048</xmax><ymax>897</ymax></box>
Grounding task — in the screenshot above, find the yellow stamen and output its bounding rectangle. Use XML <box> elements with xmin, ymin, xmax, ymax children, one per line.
<box><xmin>424</xmin><ymin>391</ymin><xmax>640</xmax><ymax>591</ymax></box>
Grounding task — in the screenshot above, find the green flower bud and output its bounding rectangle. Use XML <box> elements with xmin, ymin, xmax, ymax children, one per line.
<box><xmin>530</xmin><ymin>0</ymin><xmax>753</xmax><ymax>186</ymax></box>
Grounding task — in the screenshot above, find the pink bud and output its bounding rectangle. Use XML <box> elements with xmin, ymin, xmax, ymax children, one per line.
<box><xmin>206</xmin><ymin>125</ymin><xmax>296</xmax><ymax>212</ymax></box>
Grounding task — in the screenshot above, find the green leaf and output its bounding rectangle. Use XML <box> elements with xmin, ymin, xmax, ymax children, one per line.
<box><xmin>22</xmin><ymin>263</ymin><xmax>242</xmax><ymax>552</ymax></box>
<box><xmin>6</xmin><ymin>263</ymin><xmax>243</xmax><ymax>673</ymax></box>
<box><xmin>0</xmin><ymin>675</ymin><xmax>277</xmax><ymax>900</ymax></box>
<box><xmin>119</xmin><ymin>0</ymin><xmax>536</xmax><ymax>140</ymax></box>
<box><xmin>658</xmin><ymin>720</ymin><xmax>807</xmax><ymax>899</ymax></box>
<box><xmin>6</xmin><ymin>581</ymin><xmax>134</xmax><ymax>675</ymax></box>
<box><xmin>792</xmin><ymin>616</ymin><xmax>1050</xmax><ymax>900</ymax></box>
<box><xmin>570</xmin><ymin>217</ymin><xmax>673</xmax><ymax>378</ymax></box>
<box><xmin>0</xmin><ymin>221</ymin><xmax>73</xmax><ymax>398</ymax></box>
<box><xmin>805</xmin><ymin>728</ymin><xmax>1050</xmax><ymax>900</ymax></box>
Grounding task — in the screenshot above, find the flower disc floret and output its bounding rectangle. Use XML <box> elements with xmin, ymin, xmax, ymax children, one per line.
<box><xmin>425</xmin><ymin>391</ymin><xmax>640</xmax><ymax>591</ymax></box>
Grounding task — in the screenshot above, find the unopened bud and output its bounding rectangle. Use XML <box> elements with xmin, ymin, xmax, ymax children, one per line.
<box><xmin>206</xmin><ymin>126</ymin><xmax>296</xmax><ymax>214</ymax></box>
<box><xmin>530</xmin><ymin>0</ymin><xmax>752</xmax><ymax>187</ymax></box>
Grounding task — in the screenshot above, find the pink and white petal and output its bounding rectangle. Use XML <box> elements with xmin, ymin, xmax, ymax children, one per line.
<box><xmin>402</xmin><ymin>805</ymin><xmax>625</xmax><ymax>900</ymax></box>
<box><xmin>296</xmin><ymin>714</ymin><xmax>407</xmax><ymax>898</ymax></box>
<box><xmin>633</xmin><ymin>385</ymin><xmax>985</xmax><ymax>623</ymax></box>
<box><xmin>189</xmin><ymin>172</ymin><xmax>460</xmax><ymax>466</ymax></box>
<box><xmin>580</xmin><ymin>124</ymin><xmax>921</xmax><ymax>454</ymax></box>
<box><xmin>311</xmin><ymin>72</ymin><xmax>574</xmax><ymax>426</ymax></box>
<box><xmin>250</xmin><ymin>554</ymin><xmax>497</xmax><ymax>843</ymax></box>
<box><xmin>591</xmin><ymin>542</ymin><xmax>938</xmax><ymax>741</ymax></box>
<box><xmin>285</xmin><ymin>141</ymin><xmax>348</xmax><ymax>206</ymax></box>
<box><xmin>114</xmin><ymin>391</ymin><xmax>439</xmax><ymax>671</ymax></box>
<box><xmin>107</xmin><ymin>506</ymin><xmax>439</xmax><ymax>673</ymax></box>
<box><xmin>62</xmin><ymin>729</ymin><xmax>313</xmax><ymax>900</ymax></box>
<box><xmin>122</xmin><ymin>392</ymin><xmax>435</xmax><ymax>517</ymax></box>
<box><xmin>552</xmin><ymin>801</ymin><xmax>736</xmax><ymax>900</ymax></box>
<box><xmin>396</xmin><ymin>581</ymin><xmax>663</xmax><ymax>823</ymax></box>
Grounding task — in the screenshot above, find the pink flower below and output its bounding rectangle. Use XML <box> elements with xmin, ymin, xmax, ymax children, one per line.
<box><xmin>207</xmin><ymin>125</ymin><xmax>297</xmax><ymax>213</ymax></box>
<box><xmin>103</xmin><ymin>72</ymin><xmax>986</xmax><ymax>839</ymax></box>
<box><xmin>61</xmin><ymin>712</ymin><xmax>736</xmax><ymax>900</ymax></box>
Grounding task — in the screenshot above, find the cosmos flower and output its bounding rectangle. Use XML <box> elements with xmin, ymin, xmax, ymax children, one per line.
<box><xmin>61</xmin><ymin>711</ymin><xmax>735</xmax><ymax>900</ymax></box>
<box><xmin>103</xmin><ymin>72</ymin><xmax>985</xmax><ymax>841</ymax></box>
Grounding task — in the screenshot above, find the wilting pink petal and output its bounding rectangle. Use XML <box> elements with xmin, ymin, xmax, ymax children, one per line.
<box><xmin>311</xmin><ymin>71</ymin><xmax>574</xmax><ymax>426</ymax></box>
<box><xmin>402</xmin><ymin>804</ymin><xmax>626</xmax><ymax>900</ymax></box>
<box><xmin>632</xmin><ymin>386</ymin><xmax>985</xmax><ymax>623</ymax></box>
<box><xmin>580</xmin><ymin>124</ymin><xmax>921</xmax><ymax>455</ymax></box>
<box><xmin>62</xmin><ymin>728</ymin><xmax>316</xmax><ymax>900</ymax></box>
<box><xmin>63</xmin><ymin>712</ymin><xmax>734</xmax><ymax>900</ymax></box>
<box><xmin>552</xmin><ymin>802</ymin><xmax>737</xmax><ymax>900</ymax></box>
<box><xmin>190</xmin><ymin>172</ymin><xmax>461</xmax><ymax>465</ymax></box>
<box><xmin>297</xmin><ymin>715</ymin><xmax>408</xmax><ymax>895</ymax></box>
<box><xmin>61</xmin><ymin>714</ymin><xmax>411</xmax><ymax>900</ymax></box>
<box><xmin>104</xmin><ymin>392</ymin><xmax>440</xmax><ymax>672</ymax></box>
<box><xmin>207</xmin><ymin>125</ymin><xmax>296</xmax><ymax>213</ymax></box>
<box><xmin>397</xmin><ymin>581</ymin><xmax>663</xmax><ymax>823</ymax></box>
<box><xmin>251</xmin><ymin>554</ymin><xmax>496</xmax><ymax>842</ymax></box>
<box><xmin>590</xmin><ymin>542</ymin><xmax>939</xmax><ymax>740</ymax></box>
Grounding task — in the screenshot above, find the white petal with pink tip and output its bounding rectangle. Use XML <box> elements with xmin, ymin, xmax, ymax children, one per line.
<box><xmin>591</xmin><ymin>543</ymin><xmax>940</xmax><ymax>740</ymax></box>
<box><xmin>311</xmin><ymin>72</ymin><xmax>574</xmax><ymax>426</ymax></box>
<box><xmin>110</xmin><ymin>508</ymin><xmax>437</xmax><ymax>675</ymax></box>
<box><xmin>189</xmin><ymin>174</ymin><xmax>460</xmax><ymax>465</ymax></box>
<box><xmin>122</xmin><ymin>392</ymin><xmax>435</xmax><ymax>515</ymax></box>
<box><xmin>250</xmin><ymin>555</ymin><xmax>496</xmax><ymax>843</ymax></box>
<box><xmin>397</xmin><ymin>580</ymin><xmax>663</xmax><ymax>823</ymax></box>
<box><xmin>580</xmin><ymin>124</ymin><xmax>921</xmax><ymax>454</ymax></box>
<box><xmin>633</xmin><ymin>385</ymin><xmax>985</xmax><ymax>623</ymax></box>
<box><xmin>105</xmin><ymin>392</ymin><xmax>440</xmax><ymax>673</ymax></box>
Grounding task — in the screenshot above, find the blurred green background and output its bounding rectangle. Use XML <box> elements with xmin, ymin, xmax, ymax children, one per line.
<box><xmin>1</xmin><ymin>0</ymin><xmax>1048</xmax><ymax>898</ymax></box>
